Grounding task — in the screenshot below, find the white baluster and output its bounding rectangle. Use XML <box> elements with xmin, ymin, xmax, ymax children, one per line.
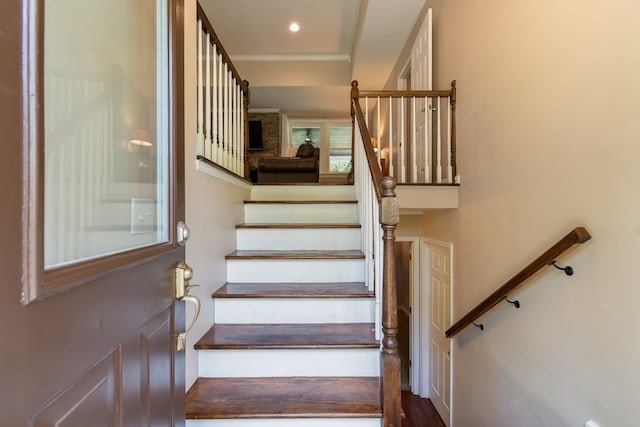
<box><xmin>376</xmin><ymin>97</ymin><xmax>381</xmax><ymax>172</ymax></box>
<box><xmin>230</xmin><ymin>71</ymin><xmax>234</xmax><ymax>172</ymax></box>
<box><xmin>364</xmin><ymin>96</ymin><xmax>369</xmax><ymax>128</ymax></box>
<box><xmin>240</xmin><ymin>87</ymin><xmax>245</xmax><ymax>176</ymax></box>
<box><xmin>237</xmin><ymin>82</ymin><xmax>242</xmax><ymax>175</ymax></box>
<box><xmin>235</xmin><ymin>81</ymin><xmax>240</xmax><ymax>175</ymax></box>
<box><xmin>228</xmin><ymin>70</ymin><xmax>233</xmax><ymax>171</ymax></box>
<box><xmin>447</xmin><ymin>95</ymin><xmax>453</xmax><ymax>183</ymax></box>
<box><xmin>217</xmin><ymin>53</ymin><xmax>223</xmax><ymax>163</ymax></box>
<box><xmin>221</xmin><ymin>64</ymin><xmax>227</xmax><ymax>169</ymax></box>
<box><xmin>400</xmin><ymin>97</ymin><xmax>406</xmax><ymax>183</ymax></box>
<box><xmin>196</xmin><ymin>21</ymin><xmax>204</xmax><ymax>156</ymax></box>
<box><xmin>211</xmin><ymin>43</ymin><xmax>218</xmax><ymax>163</ymax></box>
<box><xmin>224</xmin><ymin>65</ymin><xmax>230</xmax><ymax>170</ymax></box>
<box><xmin>411</xmin><ymin>97</ymin><xmax>418</xmax><ymax>183</ymax></box>
<box><xmin>239</xmin><ymin>85</ymin><xmax>244</xmax><ymax>175</ymax></box>
<box><xmin>204</xmin><ymin>32</ymin><xmax>212</xmax><ymax>160</ymax></box>
<box><xmin>436</xmin><ymin>96</ymin><xmax>442</xmax><ymax>183</ymax></box>
<box><xmin>233</xmin><ymin>82</ymin><xmax>238</xmax><ymax>174</ymax></box>
<box><xmin>409</xmin><ymin>96</ymin><xmax>422</xmax><ymax>182</ymax></box>
<box><xmin>232</xmin><ymin>73</ymin><xmax>236</xmax><ymax>173</ymax></box>
<box><xmin>425</xmin><ymin>96</ymin><xmax>431</xmax><ymax>183</ymax></box>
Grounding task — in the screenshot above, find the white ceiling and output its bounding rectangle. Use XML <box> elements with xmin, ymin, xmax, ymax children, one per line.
<box><xmin>199</xmin><ymin>0</ymin><xmax>426</xmax><ymax>114</ymax></box>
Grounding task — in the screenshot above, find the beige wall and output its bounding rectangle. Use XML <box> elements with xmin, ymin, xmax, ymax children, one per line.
<box><xmin>235</xmin><ymin>60</ymin><xmax>350</xmax><ymax>87</ymax></box>
<box><xmin>184</xmin><ymin>0</ymin><xmax>250</xmax><ymax>389</ymax></box>
<box><xmin>389</xmin><ymin>0</ymin><xmax>640</xmax><ymax>425</ymax></box>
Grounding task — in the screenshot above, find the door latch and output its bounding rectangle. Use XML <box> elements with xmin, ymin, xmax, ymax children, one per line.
<box><xmin>177</xmin><ymin>221</ymin><xmax>191</xmax><ymax>247</ymax></box>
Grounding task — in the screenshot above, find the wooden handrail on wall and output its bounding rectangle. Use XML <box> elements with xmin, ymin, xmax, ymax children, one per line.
<box><xmin>445</xmin><ymin>227</ymin><xmax>592</xmax><ymax>338</ymax></box>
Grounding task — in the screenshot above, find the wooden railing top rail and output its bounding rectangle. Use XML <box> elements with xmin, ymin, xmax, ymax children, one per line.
<box><xmin>357</xmin><ymin>80</ymin><xmax>456</xmax><ymax>100</ymax></box>
<box><xmin>358</xmin><ymin>89</ymin><xmax>452</xmax><ymax>99</ymax></box>
<box><xmin>445</xmin><ymin>227</ymin><xmax>592</xmax><ymax>338</ymax></box>
<box><xmin>351</xmin><ymin>82</ymin><xmax>383</xmax><ymax>202</ymax></box>
<box><xmin>197</xmin><ymin>3</ymin><xmax>248</xmax><ymax>92</ymax></box>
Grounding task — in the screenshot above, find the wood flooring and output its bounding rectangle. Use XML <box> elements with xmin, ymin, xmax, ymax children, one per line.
<box><xmin>401</xmin><ymin>391</ymin><xmax>446</xmax><ymax>427</ymax></box>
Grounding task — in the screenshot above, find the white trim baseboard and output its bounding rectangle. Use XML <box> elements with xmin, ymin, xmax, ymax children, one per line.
<box><xmin>196</xmin><ymin>159</ymin><xmax>252</xmax><ymax>191</ymax></box>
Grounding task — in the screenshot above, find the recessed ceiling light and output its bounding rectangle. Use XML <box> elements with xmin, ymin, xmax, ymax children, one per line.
<box><xmin>289</xmin><ymin>22</ymin><xmax>300</xmax><ymax>32</ymax></box>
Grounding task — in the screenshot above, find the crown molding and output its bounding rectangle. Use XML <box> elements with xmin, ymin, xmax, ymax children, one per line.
<box><xmin>230</xmin><ymin>54</ymin><xmax>351</xmax><ymax>63</ymax></box>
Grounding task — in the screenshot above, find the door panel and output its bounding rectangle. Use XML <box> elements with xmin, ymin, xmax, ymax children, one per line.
<box><xmin>0</xmin><ymin>0</ymin><xmax>185</xmax><ymax>426</ymax></box>
<box><xmin>140</xmin><ymin>305</ymin><xmax>177</xmax><ymax>426</ymax></box>
<box><xmin>31</xmin><ymin>348</ymin><xmax>120</xmax><ymax>427</ymax></box>
<box><xmin>428</xmin><ymin>242</ymin><xmax>452</xmax><ymax>426</ymax></box>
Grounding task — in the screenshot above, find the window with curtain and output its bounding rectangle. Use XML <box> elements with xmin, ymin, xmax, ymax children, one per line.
<box><xmin>287</xmin><ymin>119</ymin><xmax>351</xmax><ymax>174</ymax></box>
<box><xmin>328</xmin><ymin>126</ymin><xmax>351</xmax><ymax>172</ymax></box>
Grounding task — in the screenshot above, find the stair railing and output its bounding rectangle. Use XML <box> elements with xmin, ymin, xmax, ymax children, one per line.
<box><xmin>446</xmin><ymin>227</ymin><xmax>592</xmax><ymax>338</ymax></box>
<box><xmin>196</xmin><ymin>4</ymin><xmax>249</xmax><ymax>178</ymax></box>
<box><xmin>355</xmin><ymin>80</ymin><xmax>457</xmax><ymax>184</ymax></box>
<box><xmin>351</xmin><ymin>81</ymin><xmax>402</xmax><ymax>427</ymax></box>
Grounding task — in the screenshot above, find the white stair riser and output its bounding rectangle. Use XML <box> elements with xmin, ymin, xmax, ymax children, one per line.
<box><xmin>214</xmin><ymin>298</ymin><xmax>374</xmax><ymax>324</ymax></box>
<box><xmin>198</xmin><ymin>349</ymin><xmax>380</xmax><ymax>377</ymax></box>
<box><xmin>226</xmin><ymin>259</ymin><xmax>364</xmax><ymax>283</ymax></box>
<box><xmin>236</xmin><ymin>228</ymin><xmax>361</xmax><ymax>251</ymax></box>
<box><xmin>187</xmin><ymin>419</ymin><xmax>381</xmax><ymax>427</ymax></box>
<box><xmin>244</xmin><ymin>204</ymin><xmax>357</xmax><ymax>224</ymax></box>
<box><xmin>251</xmin><ymin>185</ymin><xmax>355</xmax><ymax>201</ymax></box>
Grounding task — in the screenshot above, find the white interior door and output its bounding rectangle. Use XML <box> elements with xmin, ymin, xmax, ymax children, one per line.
<box><xmin>428</xmin><ymin>240</ymin><xmax>452</xmax><ymax>426</ymax></box>
<box><xmin>410</xmin><ymin>8</ymin><xmax>432</xmax><ymax>92</ymax></box>
<box><xmin>409</xmin><ymin>8</ymin><xmax>432</xmax><ymax>183</ymax></box>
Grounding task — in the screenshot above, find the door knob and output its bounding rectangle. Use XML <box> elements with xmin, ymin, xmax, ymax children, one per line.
<box><xmin>174</xmin><ymin>261</ymin><xmax>201</xmax><ymax>352</ymax></box>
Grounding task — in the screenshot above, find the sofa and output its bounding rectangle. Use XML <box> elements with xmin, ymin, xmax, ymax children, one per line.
<box><xmin>256</xmin><ymin>142</ymin><xmax>319</xmax><ymax>183</ymax></box>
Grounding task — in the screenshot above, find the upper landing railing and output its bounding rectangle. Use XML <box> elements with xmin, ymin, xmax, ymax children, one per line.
<box><xmin>352</xmin><ymin>80</ymin><xmax>458</xmax><ymax>185</ymax></box>
<box><xmin>196</xmin><ymin>4</ymin><xmax>249</xmax><ymax>178</ymax></box>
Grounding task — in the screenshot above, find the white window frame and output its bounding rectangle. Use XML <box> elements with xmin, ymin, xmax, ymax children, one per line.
<box><xmin>285</xmin><ymin>118</ymin><xmax>352</xmax><ymax>175</ymax></box>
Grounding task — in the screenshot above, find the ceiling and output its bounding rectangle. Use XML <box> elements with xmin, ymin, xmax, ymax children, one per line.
<box><xmin>199</xmin><ymin>0</ymin><xmax>426</xmax><ymax>114</ymax></box>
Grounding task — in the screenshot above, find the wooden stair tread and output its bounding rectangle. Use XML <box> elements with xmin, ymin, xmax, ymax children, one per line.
<box><xmin>186</xmin><ymin>377</ymin><xmax>382</xmax><ymax>419</ymax></box>
<box><xmin>236</xmin><ymin>223</ymin><xmax>361</xmax><ymax>229</ymax></box>
<box><xmin>213</xmin><ymin>282</ymin><xmax>374</xmax><ymax>298</ymax></box>
<box><xmin>195</xmin><ymin>323</ymin><xmax>378</xmax><ymax>349</ymax></box>
<box><xmin>225</xmin><ymin>250</ymin><xmax>365</xmax><ymax>260</ymax></box>
<box><xmin>244</xmin><ymin>200</ymin><xmax>357</xmax><ymax>204</ymax></box>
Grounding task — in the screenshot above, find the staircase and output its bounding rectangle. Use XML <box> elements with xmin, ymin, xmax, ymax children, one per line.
<box><xmin>186</xmin><ymin>184</ymin><xmax>383</xmax><ymax>426</ymax></box>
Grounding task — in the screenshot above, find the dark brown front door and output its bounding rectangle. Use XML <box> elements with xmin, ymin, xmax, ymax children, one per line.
<box><xmin>0</xmin><ymin>0</ymin><xmax>186</xmax><ymax>425</ymax></box>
